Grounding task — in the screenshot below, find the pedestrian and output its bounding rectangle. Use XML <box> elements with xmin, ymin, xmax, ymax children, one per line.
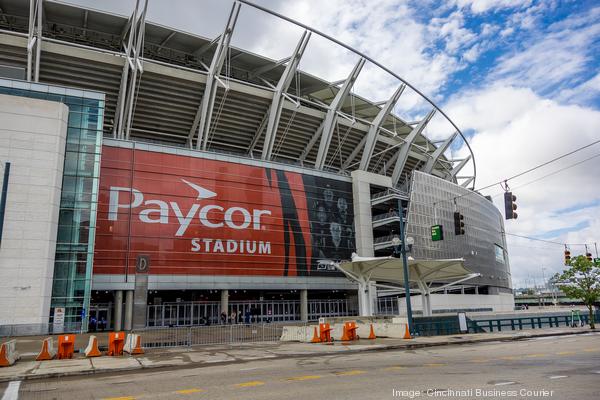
<box><xmin>230</xmin><ymin>310</ymin><xmax>237</xmax><ymax>324</ymax></box>
<box><xmin>99</xmin><ymin>316</ymin><xmax>107</xmax><ymax>331</ymax></box>
<box><xmin>89</xmin><ymin>316</ymin><xmax>97</xmax><ymax>332</ymax></box>
<box><xmin>220</xmin><ymin>312</ymin><xmax>227</xmax><ymax>325</ymax></box>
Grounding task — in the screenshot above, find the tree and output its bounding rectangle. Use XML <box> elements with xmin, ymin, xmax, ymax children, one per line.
<box><xmin>553</xmin><ymin>255</ymin><xmax>600</xmax><ymax>329</ymax></box>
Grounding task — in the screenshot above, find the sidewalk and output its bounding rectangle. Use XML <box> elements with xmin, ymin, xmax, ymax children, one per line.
<box><xmin>0</xmin><ymin>326</ymin><xmax>593</xmax><ymax>382</ymax></box>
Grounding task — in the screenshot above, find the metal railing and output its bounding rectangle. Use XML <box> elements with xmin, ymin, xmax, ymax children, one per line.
<box><xmin>0</xmin><ymin>322</ymin><xmax>82</xmax><ymax>337</ymax></box>
<box><xmin>468</xmin><ymin>313</ymin><xmax>596</xmax><ymax>333</ymax></box>
<box><xmin>133</xmin><ymin>323</ymin><xmax>287</xmax><ymax>348</ymax></box>
<box><xmin>374</xmin><ymin>297</ymin><xmax>400</xmax><ymax>316</ymax></box>
<box><xmin>372</xmin><ymin>211</ymin><xmax>400</xmax><ymax>222</ymax></box>
<box><xmin>147</xmin><ymin>299</ymin><xmax>356</xmax><ymax>327</ymax></box>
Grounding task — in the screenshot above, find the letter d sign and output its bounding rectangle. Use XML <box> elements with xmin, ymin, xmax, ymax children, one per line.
<box><xmin>136</xmin><ymin>255</ymin><xmax>150</xmax><ymax>273</ymax></box>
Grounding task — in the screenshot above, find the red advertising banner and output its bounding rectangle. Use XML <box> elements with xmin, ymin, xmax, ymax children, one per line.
<box><xmin>94</xmin><ymin>146</ymin><xmax>354</xmax><ymax>277</ymax></box>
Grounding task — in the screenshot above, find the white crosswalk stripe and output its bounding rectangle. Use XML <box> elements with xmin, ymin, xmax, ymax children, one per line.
<box><xmin>1</xmin><ymin>381</ymin><xmax>21</xmax><ymax>400</ymax></box>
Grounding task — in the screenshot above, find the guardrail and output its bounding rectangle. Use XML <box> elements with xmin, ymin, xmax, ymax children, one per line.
<box><xmin>468</xmin><ymin>313</ymin><xmax>595</xmax><ymax>333</ymax></box>
<box><xmin>132</xmin><ymin>323</ymin><xmax>287</xmax><ymax>348</ymax></box>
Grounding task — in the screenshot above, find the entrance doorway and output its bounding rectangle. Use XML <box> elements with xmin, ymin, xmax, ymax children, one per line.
<box><xmin>89</xmin><ymin>303</ymin><xmax>112</xmax><ymax>331</ymax></box>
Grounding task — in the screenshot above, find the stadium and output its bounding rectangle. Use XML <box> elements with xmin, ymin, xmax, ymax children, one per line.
<box><xmin>0</xmin><ymin>0</ymin><xmax>513</xmax><ymax>332</ymax></box>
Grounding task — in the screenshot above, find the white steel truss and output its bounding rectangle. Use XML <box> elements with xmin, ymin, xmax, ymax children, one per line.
<box><xmin>358</xmin><ymin>84</ymin><xmax>405</xmax><ymax>170</ymax></box>
<box><xmin>113</xmin><ymin>0</ymin><xmax>148</xmax><ymax>140</ymax></box>
<box><xmin>261</xmin><ymin>31</ymin><xmax>311</xmax><ymax>160</ymax></box>
<box><xmin>189</xmin><ymin>2</ymin><xmax>241</xmax><ymax>150</ymax></box>
<box><xmin>314</xmin><ymin>58</ymin><xmax>365</xmax><ymax>169</ymax></box>
<box><xmin>27</xmin><ymin>0</ymin><xmax>42</xmax><ymax>82</ymax></box>
<box><xmin>449</xmin><ymin>155</ymin><xmax>472</xmax><ymax>180</ymax></box>
<box><xmin>390</xmin><ymin>109</ymin><xmax>436</xmax><ymax>186</ymax></box>
<box><xmin>422</xmin><ymin>131</ymin><xmax>458</xmax><ymax>174</ymax></box>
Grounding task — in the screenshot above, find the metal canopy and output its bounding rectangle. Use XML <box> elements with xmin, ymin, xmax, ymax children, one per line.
<box><xmin>339</xmin><ymin>254</ymin><xmax>475</xmax><ymax>287</ymax></box>
<box><xmin>337</xmin><ymin>254</ymin><xmax>480</xmax><ymax>316</ymax></box>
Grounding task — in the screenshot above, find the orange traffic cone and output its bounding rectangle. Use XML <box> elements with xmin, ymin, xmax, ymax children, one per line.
<box><xmin>403</xmin><ymin>324</ymin><xmax>412</xmax><ymax>339</ymax></box>
<box><xmin>368</xmin><ymin>324</ymin><xmax>376</xmax><ymax>340</ymax></box>
<box><xmin>311</xmin><ymin>327</ymin><xmax>321</xmax><ymax>343</ymax></box>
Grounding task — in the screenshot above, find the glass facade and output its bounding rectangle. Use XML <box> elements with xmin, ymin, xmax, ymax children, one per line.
<box><xmin>0</xmin><ymin>79</ymin><xmax>104</xmax><ymax>326</ymax></box>
<box><xmin>406</xmin><ymin>171</ymin><xmax>512</xmax><ymax>292</ymax></box>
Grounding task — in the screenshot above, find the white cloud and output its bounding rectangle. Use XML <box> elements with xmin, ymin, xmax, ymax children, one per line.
<box><xmin>442</xmin><ymin>84</ymin><xmax>600</xmax><ymax>287</ymax></box>
<box><xmin>453</xmin><ymin>0</ymin><xmax>532</xmax><ymax>14</ymax></box>
<box><xmin>491</xmin><ymin>7</ymin><xmax>600</xmax><ymax>95</ymax></box>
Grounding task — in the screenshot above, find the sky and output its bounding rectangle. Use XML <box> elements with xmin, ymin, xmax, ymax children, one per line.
<box><xmin>66</xmin><ymin>0</ymin><xmax>600</xmax><ymax>288</ymax></box>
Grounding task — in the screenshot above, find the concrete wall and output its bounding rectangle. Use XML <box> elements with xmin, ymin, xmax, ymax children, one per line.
<box><xmin>0</xmin><ymin>94</ymin><xmax>68</xmax><ymax>325</ymax></box>
<box><xmin>398</xmin><ymin>292</ymin><xmax>515</xmax><ymax>314</ymax></box>
<box><xmin>351</xmin><ymin>170</ymin><xmax>391</xmax><ymax>257</ymax></box>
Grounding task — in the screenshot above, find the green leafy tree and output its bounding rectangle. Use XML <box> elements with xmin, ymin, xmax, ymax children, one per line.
<box><xmin>553</xmin><ymin>255</ymin><xmax>600</xmax><ymax>329</ymax></box>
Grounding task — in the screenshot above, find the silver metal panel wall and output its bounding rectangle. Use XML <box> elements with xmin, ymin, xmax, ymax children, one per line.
<box><xmin>406</xmin><ymin>171</ymin><xmax>511</xmax><ymax>291</ymax></box>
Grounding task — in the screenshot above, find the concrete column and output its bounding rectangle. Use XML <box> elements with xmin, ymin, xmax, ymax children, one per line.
<box><xmin>350</xmin><ymin>170</ymin><xmax>392</xmax><ymax>257</ymax></box>
<box><xmin>300</xmin><ymin>289</ymin><xmax>308</xmax><ymax>321</ymax></box>
<box><xmin>124</xmin><ymin>290</ymin><xmax>134</xmax><ymax>331</ymax></box>
<box><xmin>220</xmin><ymin>289</ymin><xmax>229</xmax><ymax>315</ymax></box>
<box><xmin>358</xmin><ymin>280</ymin><xmax>371</xmax><ymax>316</ymax></box>
<box><xmin>114</xmin><ymin>290</ymin><xmax>123</xmax><ymax>331</ymax></box>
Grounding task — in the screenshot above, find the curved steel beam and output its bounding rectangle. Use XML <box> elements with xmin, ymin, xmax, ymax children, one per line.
<box><xmin>236</xmin><ymin>0</ymin><xmax>476</xmax><ymax>188</ymax></box>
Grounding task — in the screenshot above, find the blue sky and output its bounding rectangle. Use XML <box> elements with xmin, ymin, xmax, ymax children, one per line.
<box><xmin>69</xmin><ymin>0</ymin><xmax>600</xmax><ymax>287</ymax></box>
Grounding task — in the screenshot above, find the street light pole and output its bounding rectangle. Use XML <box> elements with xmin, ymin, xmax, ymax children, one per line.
<box><xmin>397</xmin><ymin>198</ymin><xmax>414</xmax><ymax>334</ymax></box>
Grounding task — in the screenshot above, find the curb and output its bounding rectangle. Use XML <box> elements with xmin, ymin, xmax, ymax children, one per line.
<box><xmin>0</xmin><ymin>329</ymin><xmax>594</xmax><ymax>383</ymax></box>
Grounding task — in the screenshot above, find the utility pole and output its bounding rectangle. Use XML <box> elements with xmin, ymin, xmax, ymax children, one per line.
<box><xmin>397</xmin><ymin>198</ymin><xmax>414</xmax><ymax>335</ymax></box>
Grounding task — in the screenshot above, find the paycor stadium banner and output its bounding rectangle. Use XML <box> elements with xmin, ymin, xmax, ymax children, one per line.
<box><xmin>93</xmin><ymin>146</ymin><xmax>355</xmax><ymax>277</ymax></box>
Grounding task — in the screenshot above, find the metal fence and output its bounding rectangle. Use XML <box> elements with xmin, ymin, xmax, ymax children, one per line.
<box><xmin>146</xmin><ymin>299</ymin><xmax>356</xmax><ymax>327</ymax></box>
<box><xmin>0</xmin><ymin>322</ymin><xmax>82</xmax><ymax>337</ymax></box>
<box><xmin>374</xmin><ymin>297</ymin><xmax>400</xmax><ymax>316</ymax></box>
<box><xmin>468</xmin><ymin>313</ymin><xmax>597</xmax><ymax>333</ymax></box>
<box><xmin>133</xmin><ymin>323</ymin><xmax>287</xmax><ymax>348</ymax></box>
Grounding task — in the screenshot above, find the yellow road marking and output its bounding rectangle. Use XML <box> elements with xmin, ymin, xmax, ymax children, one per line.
<box><xmin>500</xmin><ymin>356</ymin><xmax>518</xmax><ymax>360</ymax></box>
<box><xmin>556</xmin><ymin>351</ymin><xmax>576</xmax><ymax>355</ymax></box>
<box><xmin>102</xmin><ymin>397</ymin><xmax>136</xmax><ymax>400</ymax></box>
<box><xmin>424</xmin><ymin>363</ymin><xmax>446</xmax><ymax>367</ymax></box>
<box><xmin>235</xmin><ymin>381</ymin><xmax>265</xmax><ymax>388</ymax></box>
<box><xmin>524</xmin><ymin>354</ymin><xmax>546</xmax><ymax>358</ymax></box>
<box><xmin>383</xmin><ymin>366</ymin><xmax>406</xmax><ymax>371</ymax></box>
<box><xmin>175</xmin><ymin>388</ymin><xmax>204</xmax><ymax>394</ymax></box>
<box><xmin>470</xmin><ymin>359</ymin><xmax>489</xmax><ymax>363</ymax></box>
<box><xmin>335</xmin><ymin>370</ymin><xmax>367</xmax><ymax>376</ymax></box>
<box><xmin>286</xmin><ymin>375</ymin><xmax>322</xmax><ymax>381</ymax></box>
<box><xmin>584</xmin><ymin>348</ymin><xmax>600</xmax><ymax>352</ymax></box>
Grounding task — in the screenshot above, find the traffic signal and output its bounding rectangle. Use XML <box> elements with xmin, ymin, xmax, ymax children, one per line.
<box><xmin>586</xmin><ymin>252</ymin><xmax>593</xmax><ymax>262</ymax></box>
<box><xmin>453</xmin><ymin>212</ymin><xmax>465</xmax><ymax>235</ymax></box>
<box><xmin>564</xmin><ymin>250</ymin><xmax>571</xmax><ymax>265</ymax></box>
<box><xmin>504</xmin><ymin>191</ymin><xmax>517</xmax><ymax>220</ymax></box>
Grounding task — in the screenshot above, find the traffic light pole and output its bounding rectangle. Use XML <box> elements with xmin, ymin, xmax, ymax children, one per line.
<box><xmin>397</xmin><ymin>198</ymin><xmax>414</xmax><ymax>334</ymax></box>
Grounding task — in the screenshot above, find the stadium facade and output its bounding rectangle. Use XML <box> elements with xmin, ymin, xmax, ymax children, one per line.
<box><xmin>0</xmin><ymin>0</ymin><xmax>513</xmax><ymax>331</ymax></box>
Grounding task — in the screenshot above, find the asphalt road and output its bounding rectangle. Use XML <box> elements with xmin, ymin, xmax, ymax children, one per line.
<box><xmin>2</xmin><ymin>332</ymin><xmax>599</xmax><ymax>400</ymax></box>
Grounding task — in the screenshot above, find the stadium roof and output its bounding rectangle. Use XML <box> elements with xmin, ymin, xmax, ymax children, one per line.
<box><xmin>0</xmin><ymin>0</ymin><xmax>476</xmax><ymax>187</ymax></box>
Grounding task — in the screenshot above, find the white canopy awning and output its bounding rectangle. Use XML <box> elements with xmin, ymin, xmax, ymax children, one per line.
<box><xmin>337</xmin><ymin>253</ymin><xmax>479</xmax><ymax>292</ymax></box>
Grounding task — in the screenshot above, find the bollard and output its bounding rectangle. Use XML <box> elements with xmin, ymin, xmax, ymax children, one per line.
<box><xmin>0</xmin><ymin>340</ymin><xmax>20</xmax><ymax>367</ymax></box>
<box><xmin>57</xmin><ymin>335</ymin><xmax>75</xmax><ymax>359</ymax></box>
<box><xmin>124</xmin><ymin>333</ymin><xmax>144</xmax><ymax>355</ymax></box>
<box><xmin>319</xmin><ymin>323</ymin><xmax>332</xmax><ymax>343</ymax></box>
<box><xmin>36</xmin><ymin>337</ymin><xmax>57</xmax><ymax>361</ymax></box>
<box><xmin>107</xmin><ymin>332</ymin><xmax>125</xmax><ymax>356</ymax></box>
<box><xmin>84</xmin><ymin>336</ymin><xmax>102</xmax><ymax>357</ymax></box>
